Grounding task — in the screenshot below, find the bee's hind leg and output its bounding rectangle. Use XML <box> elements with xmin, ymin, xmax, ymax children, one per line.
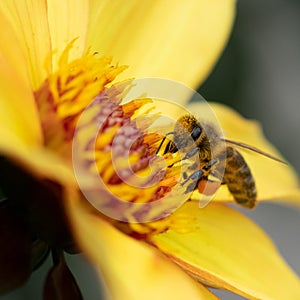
<box><xmin>181</xmin><ymin>159</ymin><xmax>219</xmax><ymax>194</ymax></box>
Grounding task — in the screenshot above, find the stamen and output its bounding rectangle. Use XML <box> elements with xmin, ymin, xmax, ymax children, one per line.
<box><xmin>35</xmin><ymin>42</ymin><xmax>127</xmax><ymax>150</ymax></box>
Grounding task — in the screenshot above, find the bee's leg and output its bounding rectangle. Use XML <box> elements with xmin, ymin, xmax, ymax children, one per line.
<box><xmin>182</xmin><ymin>159</ymin><xmax>218</xmax><ymax>184</ymax></box>
<box><xmin>181</xmin><ymin>170</ymin><xmax>204</xmax><ymax>187</ymax></box>
<box><xmin>182</xmin><ymin>159</ymin><xmax>219</xmax><ymax>194</ymax></box>
<box><xmin>155</xmin><ymin>136</ymin><xmax>167</xmax><ymax>154</ymax></box>
<box><xmin>182</xmin><ymin>146</ymin><xmax>199</xmax><ymax>160</ymax></box>
<box><xmin>155</xmin><ymin>132</ymin><xmax>176</xmax><ymax>155</ymax></box>
<box><xmin>209</xmin><ymin>170</ymin><xmax>227</xmax><ymax>184</ymax></box>
<box><xmin>203</xmin><ymin>159</ymin><xmax>218</xmax><ymax>171</ymax></box>
<box><xmin>182</xmin><ymin>170</ymin><xmax>205</xmax><ymax>193</ymax></box>
<box><xmin>209</xmin><ymin>152</ymin><xmax>227</xmax><ymax>183</ymax></box>
<box><xmin>185</xmin><ymin>175</ymin><xmax>221</xmax><ymax>195</ymax></box>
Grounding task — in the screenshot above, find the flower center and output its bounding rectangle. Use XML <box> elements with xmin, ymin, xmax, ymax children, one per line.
<box><xmin>34</xmin><ymin>43</ymin><xmax>188</xmax><ymax>236</ymax></box>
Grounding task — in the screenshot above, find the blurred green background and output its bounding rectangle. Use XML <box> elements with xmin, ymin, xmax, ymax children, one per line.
<box><xmin>1</xmin><ymin>1</ymin><xmax>300</xmax><ymax>299</ymax></box>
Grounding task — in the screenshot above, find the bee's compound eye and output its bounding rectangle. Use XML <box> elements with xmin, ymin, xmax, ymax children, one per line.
<box><xmin>191</xmin><ymin>125</ymin><xmax>202</xmax><ymax>140</ymax></box>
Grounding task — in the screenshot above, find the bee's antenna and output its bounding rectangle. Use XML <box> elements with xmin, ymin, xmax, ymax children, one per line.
<box><xmin>155</xmin><ymin>132</ymin><xmax>175</xmax><ymax>154</ymax></box>
<box><xmin>221</xmin><ymin>138</ymin><xmax>287</xmax><ymax>164</ymax></box>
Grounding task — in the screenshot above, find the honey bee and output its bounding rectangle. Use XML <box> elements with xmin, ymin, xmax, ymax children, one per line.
<box><xmin>157</xmin><ymin>114</ymin><xmax>285</xmax><ymax>209</ymax></box>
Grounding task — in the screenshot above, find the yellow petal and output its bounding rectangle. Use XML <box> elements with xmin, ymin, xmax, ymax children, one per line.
<box><xmin>0</xmin><ymin>0</ymin><xmax>51</xmax><ymax>88</ymax></box>
<box><xmin>0</xmin><ymin>10</ymin><xmax>42</xmax><ymax>148</ymax></box>
<box><xmin>65</xmin><ymin>191</ymin><xmax>220</xmax><ymax>300</ymax></box>
<box><xmin>0</xmin><ymin>10</ymin><xmax>74</xmax><ymax>185</ymax></box>
<box><xmin>47</xmin><ymin>0</ymin><xmax>89</xmax><ymax>68</ymax></box>
<box><xmin>87</xmin><ymin>0</ymin><xmax>235</xmax><ymax>89</ymax></box>
<box><xmin>150</xmin><ymin>201</ymin><xmax>300</xmax><ymax>300</ymax></box>
<box><xmin>187</xmin><ymin>102</ymin><xmax>300</xmax><ymax>202</ymax></box>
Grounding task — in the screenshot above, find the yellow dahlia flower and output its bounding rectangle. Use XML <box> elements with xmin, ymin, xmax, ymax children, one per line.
<box><xmin>0</xmin><ymin>1</ymin><xmax>300</xmax><ymax>300</ymax></box>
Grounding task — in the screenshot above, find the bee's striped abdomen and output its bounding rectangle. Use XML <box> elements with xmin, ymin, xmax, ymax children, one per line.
<box><xmin>224</xmin><ymin>146</ymin><xmax>257</xmax><ymax>208</ymax></box>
